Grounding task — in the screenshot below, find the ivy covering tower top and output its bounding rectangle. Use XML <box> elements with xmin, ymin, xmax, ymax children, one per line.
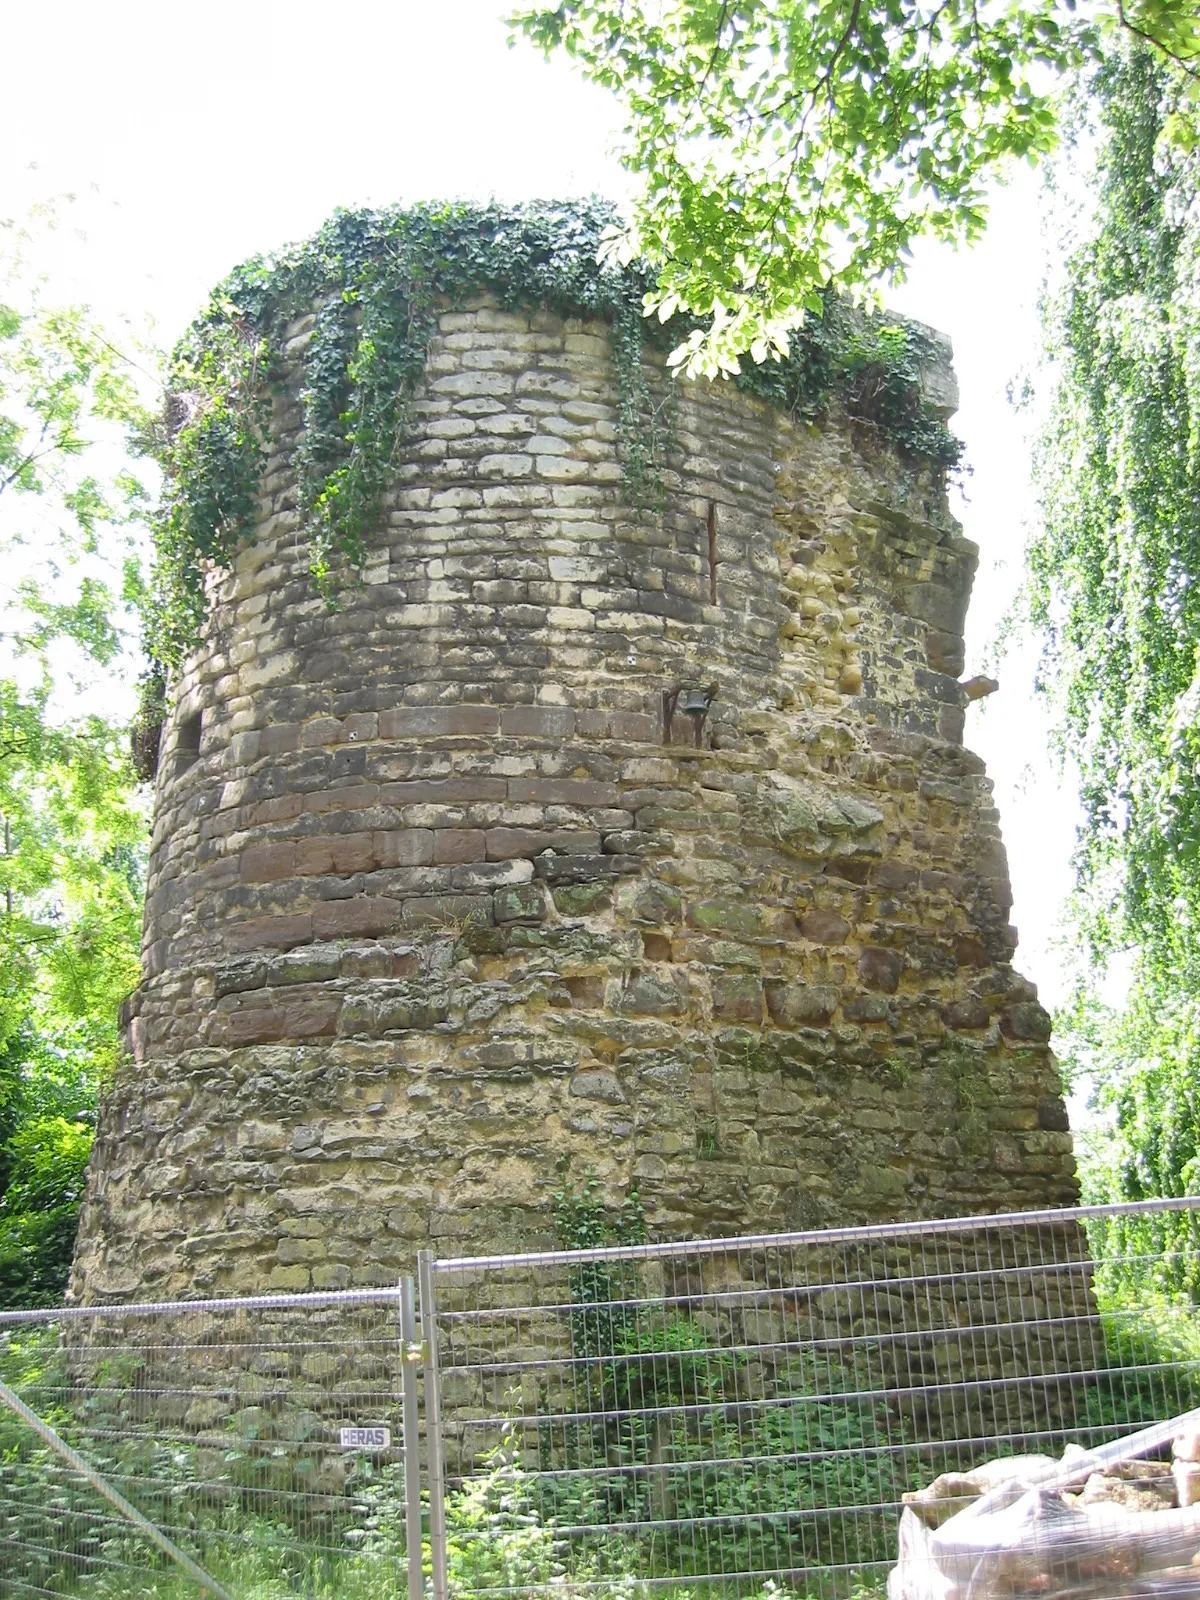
<box><xmin>149</xmin><ymin>199</ymin><xmax>961</xmax><ymax>668</ymax></box>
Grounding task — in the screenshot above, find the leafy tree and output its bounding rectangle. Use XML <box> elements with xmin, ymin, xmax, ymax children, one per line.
<box><xmin>0</xmin><ymin>210</ymin><xmax>152</xmax><ymax>1303</ymax></box>
<box><xmin>1022</xmin><ymin>46</ymin><xmax>1200</xmax><ymax>1210</ymax></box>
<box><xmin>512</xmin><ymin>1</ymin><xmax>1200</xmax><ymax>374</ymax></box>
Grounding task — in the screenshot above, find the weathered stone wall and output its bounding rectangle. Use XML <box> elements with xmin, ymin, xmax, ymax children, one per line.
<box><xmin>70</xmin><ymin>296</ymin><xmax>1077</xmax><ymax>1302</ymax></box>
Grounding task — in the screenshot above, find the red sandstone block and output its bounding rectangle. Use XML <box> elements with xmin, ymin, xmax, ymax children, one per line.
<box><xmin>241</xmin><ymin>842</ymin><xmax>297</xmax><ymax>883</ymax></box>
<box><xmin>922</xmin><ymin>868</ymin><xmax>966</xmax><ymax>895</ymax></box>
<box><xmin>305</xmin><ymin>784</ymin><xmax>381</xmax><ymax>814</ymax></box>
<box><xmin>251</xmin><ymin>796</ymin><xmax>304</xmax><ymax>825</ymax></box>
<box><xmin>607</xmin><ymin>712</ymin><xmax>658</xmax><ymax>743</ymax></box>
<box><xmin>858</xmin><ymin>946</ymin><xmax>903</xmax><ymax>993</ymax></box>
<box><xmin>279</xmin><ymin>993</ymin><xmax>341</xmax><ymax>1038</ymax></box>
<box><xmin>224</xmin><ymin>1004</ymin><xmax>285</xmax><ymax>1046</ymax></box>
<box><xmin>225</xmin><ymin>914</ymin><xmax>313</xmax><ymax>953</ymax></box>
<box><xmin>380</xmin><ymin>706</ymin><xmax>499</xmax><ymax>739</ymax></box>
<box><xmin>303</xmin><ymin>716</ymin><xmax>344</xmax><ymax>748</ymax></box>
<box><xmin>389</xmin><ymin>809</ymin><xmax>470</xmax><ymax>833</ymax></box>
<box><xmin>312</xmin><ymin>897</ymin><xmax>402</xmax><ymax>940</ymax></box>
<box><xmin>534</xmin><ymin>853</ymin><xmax>636</xmax><ymax>884</ymax></box>
<box><xmin>944</xmin><ymin>999</ymin><xmax>990</xmax><ymax>1030</ymax></box>
<box><xmin>798</xmin><ymin>909</ymin><xmax>850</xmax><ymax>944</ymax></box>
<box><xmin>451</xmin><ymin>861</ymin><xmax>531</xmax><ymax>891</ymax></box>
<box><xmin>998</xmin><ymin>1000</ymin><xmax>1052</xmax><ymax>1042</ymax></box>
<box><xmin>500</xmin><ymin>706</ymin><xmax>576</xmax><ymax>739</ymax></box>
<box><xmin>143</xmin><ymin>938</ymin><xmax>168</xmax><ymax>976</ymax></box>
<box><xmin>199</xmin><ymin>815</ymin><xmax>241</xmax><ymax>847</ymax></box>
<box><xmin>507</xmin><ymin>778</ymin><xmax>619</xmax><ymax>807</ymax></box>
<box><xmin>261</xmin><ymin>723</ymin><xmax>301</xmax><ymax>756</ymax></box>
<box><xmin>374</xmin><ymin>829</ymin><xmax>435</xmax><ymax>867</ymax></box>
<box><xmin>340</xmin><ymin>713</ymin><xmax>379</xmax><ymax>743</ymax></box>
<box><xmin>293</xmin><ymin>838</ymin><xmax>335</xmax><ymax>876</ymax></box>
<box><xmin>498</xmin><ymin>604</ymin><xmax>548</xmax><ymax>629</ymax></box>
<box><xmin>485</xmin><ymin>827</ymin><xmax>600</xmax><ymax>860</ymax></box>
<box><xmin>955</xmin><ymin>935</ymin><xmax>989</xmax><ymax>968</ymax></box>
<box><xmin>197</xmin><ymin>857</ymin><xmax>241</xmax><ymax>890</ymax></box>
<box><xmin>766</xmin><ymin>982</ymin><xmax>839</xmax><ymax>1026</ymax></box>
<box><xmin>872</xmin><ymin>861</ymin><xmax>919</xmax><ymax>891</ymax></box>
<box><xmin>329</xmin><ymin>832</ymin><xmax>376</xmax><ymax>874</ymax></box>
<box><xmin>711</xmin><ymin>972</ymin><xmax>765</xmax><ymax>1024</ymax></box>
<box><xmin>380</xmin><ymin>778</ymin><xmax>507</xmax><ymax>805</ymax></box>
<box><xmin>230</xmin><ymin>731</ymin><xmax>261</xmax><ymax>764</ymax></box>
<box><xmin>434</xmin><ymin>829</ymin><xmax>487</xmax><ymax>864</ymax></box>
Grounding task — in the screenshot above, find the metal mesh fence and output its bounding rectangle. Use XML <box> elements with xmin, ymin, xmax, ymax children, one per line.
<box><xmin>0</xmin><ymin>1286</ymin><xmax>420</xmax><ymax>1599</ymax></box>
<box><xmin>423</xmin><ymin>1199</ymin><xmax>1200</xmax><ymax>1599</ymax></box>
<box><xmin>6</xmin><ymin>1200</ymin><xmax>1200</xmax><ymax>1600</ymax></box>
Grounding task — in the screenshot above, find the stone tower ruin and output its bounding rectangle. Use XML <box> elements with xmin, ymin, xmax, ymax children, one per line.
<box><xmin>70</xmin><ymin>232</ymin><xmax>1077</xmax><ymax>1303</ymax></box>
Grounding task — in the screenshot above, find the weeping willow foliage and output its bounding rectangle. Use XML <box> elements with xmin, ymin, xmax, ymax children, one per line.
<box><xmin>1028</xmin><ymin>46</ymin><xmax>1200</xmax><ymax>1204</ymax></box>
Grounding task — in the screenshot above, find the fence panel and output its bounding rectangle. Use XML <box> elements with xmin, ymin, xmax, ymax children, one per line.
<box><xmin>0</xmin><ymin>1286</ymin><xmax>420</xmax><ymax>1599</ymax></box>
<box><xmin>6</xmin><ymin>1199</ymin><xmax>1200</xmax><ymax>1600</ymax></box>
<box><xmin>425</xmin><ymin>1199</ymin><xmax>1200</xmax><ymax>1599</ymax></box>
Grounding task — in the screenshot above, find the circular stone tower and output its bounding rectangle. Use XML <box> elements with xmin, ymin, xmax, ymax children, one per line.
<box><xmin>71</xmin><ymin>232</ymin><xmax>1077</xmax><ymax>1302</ymax></box>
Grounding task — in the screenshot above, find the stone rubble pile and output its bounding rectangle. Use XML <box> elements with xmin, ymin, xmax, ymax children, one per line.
<box><xmin>892</xmin><ymin>1422</ymin><xmax>1200</xmax><ymax>1600</ymax></box>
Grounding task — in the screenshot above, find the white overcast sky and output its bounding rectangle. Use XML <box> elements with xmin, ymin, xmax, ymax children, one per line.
<box><xmin>0</xmin><ymin>0</ymin><xmax>1083</xmax><ymax>1014</ymax></box>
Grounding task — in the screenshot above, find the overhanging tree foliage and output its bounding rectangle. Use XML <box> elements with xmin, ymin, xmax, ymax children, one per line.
<box><xmin>512</xmin><ymin>0</ymin><xmax>1200</xmax><ymax>374</ymax></box>
<box><xmin>1026</xmin><ymin>46</ymin><xmax>1200</xmax><ymax>1202</ymax></box>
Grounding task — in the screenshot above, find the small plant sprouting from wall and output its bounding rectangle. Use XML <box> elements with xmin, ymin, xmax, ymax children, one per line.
<box><xmin>148</xmin><ymin>201</ymin><xmax>961</xmax><ymax>677</ymax></box>
<box><xmin>696</xmin><ymin>1116</ymin><xmax>720</xmax><ymax>1159</ymax></box>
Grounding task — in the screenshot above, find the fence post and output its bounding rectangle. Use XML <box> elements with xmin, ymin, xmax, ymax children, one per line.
<box><xmin>417</xmin><ymin>1249</ymin><xmax>449</xmax><ymax>1600</ymax></box>
<box><xmin>400</xmin><ymin>1277</ymin><xmax>424</xmax><ymax>1600</ymax></box>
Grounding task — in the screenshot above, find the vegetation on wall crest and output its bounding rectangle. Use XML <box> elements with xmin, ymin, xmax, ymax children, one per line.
<box><xmin>148</xmin><ymin>199</ymin><xmax>961</xmax><ymax>680</ymax></box>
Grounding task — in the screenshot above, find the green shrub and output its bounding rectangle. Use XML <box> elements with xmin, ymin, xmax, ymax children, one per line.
<box><xmin>651</xmin><ymin>1350</ymin><xmax>905</xmax><ymax>1584</ymax></box>
<box><xmin>542</xmin><ymin>1173</ymin><xmax>905</xmax><ymax>1594</ymax></box>
<box><xmin>3</xmin><ymin>1115</ymin><xmax>93</xmax><ymax>1214</ymax></box>
<box><xmin>0</xmin><ymin>1104</ymin><xmax>95</xmax><ymax>1309</ymax></box>
<box><xmin>0</xmin><ymin>1206</ymin><xmax>80</xmax><ymax>1308</ymax></box>
<box><xmin>1070</xmin><ymin>1216</ymin><xmax>1200</xmax><ymax>1436</ymax></box>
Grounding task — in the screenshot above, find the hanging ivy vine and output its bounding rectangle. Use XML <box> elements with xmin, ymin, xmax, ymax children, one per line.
<box><xmin>148</xmin><ymin>199</ymin><xmax>960</xmax><ymax>671</ymax></box>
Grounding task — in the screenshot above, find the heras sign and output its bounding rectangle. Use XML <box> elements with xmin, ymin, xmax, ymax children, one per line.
<box><xmin>338</xmin><ymin>1427</ymin><xmax>391</xmax><ymax>1450</ymax></box>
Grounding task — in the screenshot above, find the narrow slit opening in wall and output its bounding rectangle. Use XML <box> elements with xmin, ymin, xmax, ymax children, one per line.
<box><xmin>707</xmin><ymin>501</ymin><xmax>719</xmax><ymax>604</ymax></box>
<box><xmin>176</xmin><ymin>711</ymin><xmax>203</xmax><ymax>772</ymax></box>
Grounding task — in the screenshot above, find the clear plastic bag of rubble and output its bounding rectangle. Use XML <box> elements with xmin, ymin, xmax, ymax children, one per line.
<box><xmin>889</xmin><ymin>1411</ymin><xmax>1200</xmax><ymax>1600</ymax></box>
<box><xmin>889</xmin><ymin>1482</ymin><xmax>1200</xmax><ymax>1600</ymax></box>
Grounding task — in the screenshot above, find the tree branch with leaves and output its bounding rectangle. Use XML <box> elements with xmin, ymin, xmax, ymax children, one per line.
<box><xmin>512</xmin><ymin>0</ymin><xmax>1199</xmax><ymax>374</ymax></box>
<box><xmin>0</xmin><ymin>208</ymin><xmax>153</xmax><ymax>1304</ymax></box>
